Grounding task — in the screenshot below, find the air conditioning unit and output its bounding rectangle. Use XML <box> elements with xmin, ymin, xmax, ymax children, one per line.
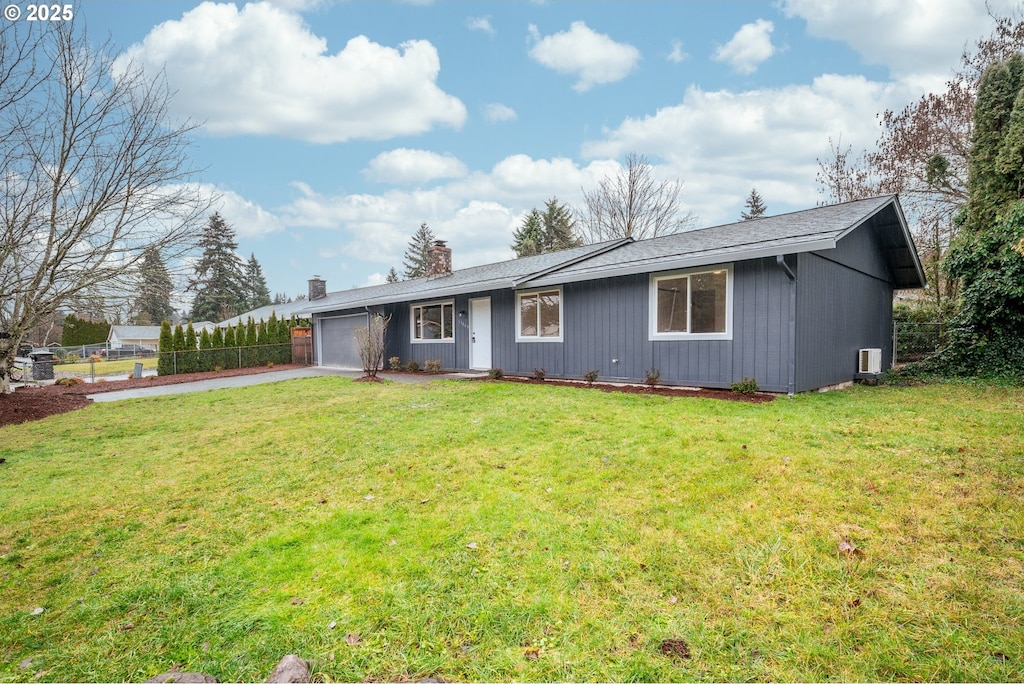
<box><xmin>858</xmin><ymin>348</ymin><xmax>882</xmax><ymax>374</ymax></box>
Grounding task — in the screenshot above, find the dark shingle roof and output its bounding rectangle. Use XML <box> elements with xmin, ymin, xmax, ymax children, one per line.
<box><xmin>229</xmin><ymin>195</ymin><xmax>923</xmax><ymax>321</ymax></box>
<box><xmin>526</xmin><ymin>195</ymin><xmax>924</xmax><ymax>288</ymax></box>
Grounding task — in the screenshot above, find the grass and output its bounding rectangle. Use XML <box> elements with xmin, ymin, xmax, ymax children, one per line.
<box><xmin>1</xmin><ymin>378</ymin><xmax>1022</xmax><ymax>682</ymax></box>
<box><xmin>57</xmin><ymin>357</ymin><xmax>158</xmax><ymax>375</ymax></box>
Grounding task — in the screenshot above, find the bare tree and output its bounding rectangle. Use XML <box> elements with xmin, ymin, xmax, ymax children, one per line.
<box><xmin>578</xmin><ymin>153</ymin><xmax>697</xmax><ymax>242</ymax></box>
<box><xmin>355</xmin><ymin>314</ymin><xmax>390</xmax><ymax>378</ymax></box>
<box><xmin>815</xmin><ymin>135</ymin><xmax>876</xmax><ymax>205</ymax></box>
<box><xmin>0</xmin><ymin>21</ymin><xmax>209</xmax><ymax>393</ymax></box>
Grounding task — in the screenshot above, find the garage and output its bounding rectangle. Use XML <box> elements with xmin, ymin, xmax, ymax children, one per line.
<box><xmin>316</xmin><ymin>313</ymin><xmax>367</xmax><ymax>369</ymax></box>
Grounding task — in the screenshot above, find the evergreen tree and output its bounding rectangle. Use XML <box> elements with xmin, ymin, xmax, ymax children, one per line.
<box><xmin>741</xmin><ymin>188</ymin><xmax>768</xmax><ymax>220</ymax></box>
<box><xmin>540</xmin><ymin>197</ymin><xmax>581</xmax><ymax>251</ymax></box>
<box><xmin>133</xmin><ymin>247</ymin><xmax>175</xmax><ymax>325</ymax></box>
<box><xmin>385</xmin><ymin>267</ymin><xmax>400</xmax><ymax>283</ymax></box>
<box><xmin>223</xmin><ymin>325</ymin><xmax>238</xmax><ymax>369</ymax></box>
<box><xmin>182</xmin><ymin>322</ymin><xmax>198</xmax><ymax>373</ymax></box>
<box><xmin>211</xmin><ymin>325</ymin><xmax>225</xmax><ymax>370</ymax></box>
<box><xmin>171</xmin><ymin>324</ymin><xmax>186</xmax><ymax>375</ymax></box>
<box><xmin>244</xmin><ymin>317</ymin><xmax>258</xmax><ymax>367</ymax></box>
<box><xmin>512</xmin><ymin>209</ymin><xmax>545</xmax><ymax>257</ymax></box>
<box><xmin>243</xmin><ymin>253</ymin><xmax>272</xmax><ymax>311</ymax></box>
<box><xmin>198</xmin><ymin>328</ymin><xmax>213</xmax><ymax>372</ymax></box>
<box><xmin>157</xmin><ymin>320</ymin><xmax>173</xmax><ymax>376</ymax></box>
<box><xmin>272</xmin><ymin>292</ymin><xmax>292</xmax><ymax>305</ymax></box>
<box><xmin>402</xmin><ymin>222</ymin><xmax>436</xmax><ymax>279</ymax></box>
<box><xmin>189</xmin><ymin>213</ymin><xmax>245</xmax><ymax>322</ymax></box>
<box><xmin>936</xmin><ymin>53</ymin><xmax>1024</xmax><ymax>379</ymax></box>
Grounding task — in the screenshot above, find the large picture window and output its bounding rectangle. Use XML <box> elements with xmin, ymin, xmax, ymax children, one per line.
<box><xmin>411</xmin><ymin>301</ymin><xmax>454</xmax><ymax>342</ymax></box>
<box><xmin>650</xmin><ymin>266</ymin><xmax>732</xmax><ymax>340</ymax></box>
<box><xmin>517</xmin><ymin>289</ymin><xmax>561</xmax><ymax>341</ymax></box>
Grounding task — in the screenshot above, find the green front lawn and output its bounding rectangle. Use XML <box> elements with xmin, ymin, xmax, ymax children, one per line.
<box><xmin>1</xmin><ymin>379</ymin><xmax>1022</xmax><ymax>682</ymax></box>
<box><xmin>56</xmin><ymin>357</ymin><xmax>158</xmax><ymax>375</ymax></box>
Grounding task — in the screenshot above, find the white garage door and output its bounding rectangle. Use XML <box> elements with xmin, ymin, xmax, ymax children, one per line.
<box><xmin>318</xmin><ymin>313</ymin><xmax>367</xmax><ymax>369</ymax></box>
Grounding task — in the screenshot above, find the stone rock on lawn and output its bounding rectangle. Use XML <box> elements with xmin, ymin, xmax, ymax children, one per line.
<box><xmin>145</xmin><ymin>674</ymin><xmax>218</xmax><ymax>683</ymax></box>
<box><xmin>265</xmin><ymin>654</ymin><xmax>310</xmax><ymax>683</ymax></box>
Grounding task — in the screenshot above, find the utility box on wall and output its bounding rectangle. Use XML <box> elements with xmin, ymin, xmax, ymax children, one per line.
<box><xmin>858</xmin><ymin>348</ymin><xmax>882</xmax><ymax>374</ymax></box>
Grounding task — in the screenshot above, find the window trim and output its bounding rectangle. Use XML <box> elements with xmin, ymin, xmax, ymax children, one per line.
<box><xmin>649</xmin><ymin>265</ymin><xmax>733</xmax><ymax>341</ymax></box>
<box><xmin>409</xmin><ymin>299</ymin><xmax>455</xmax><ymax>344</ymax></box>
<box><xmin>515</xmin><ymin>287</ymin><xmax>563</xmax><ymax>343</ymax></box>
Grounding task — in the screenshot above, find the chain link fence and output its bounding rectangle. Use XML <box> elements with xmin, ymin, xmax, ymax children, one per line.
<box><xmin>894</xmin><ymin>321</ymin><xmax>946</xmax><ymax>364</ymax></box>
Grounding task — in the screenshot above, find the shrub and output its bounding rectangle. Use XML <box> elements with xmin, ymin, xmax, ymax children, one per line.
<box><xmin>532</xmin><ymin>367</ymin><xmax>546</xmax><ymax>381</ymax></box>
<box><xmin>355</xmin><ymin>313</ymin><xmax>390</xmax><ymax>378</ymax></box>
<box><xmin>213</xmin><ymin>365</ymin><xmax>223</xmax><ymax>373</ymax></box>
<box><xmin>584</xmin><ymin>369</ymin><xmax>599</xmax><ymax>385</ymax></box>
<box><xmin>645</xmin><ymin>367</ymin><xmax>660</xmax><ymax>386</ymax></box>
<box><xmin>488</xmin><ymin>367</ymin><xmax>503</xmax><ymax>379</ymax></box>
<box><xmin>731</xmin><ymin>377</ymin><xmax>759</xmax><ymax>395</ymax></box>
<box><xmin>55</xmin><ymin>377</ymin><xmax>83</xmax><ymax>386</ymax></box>
<box><xmin>388</xmin><ymin>356</ymin><xmax>402</xmax><ymax>371</ymax></box>
<box><xmin>266</xmin><ymin>361</ymin><xmax>274</xmax><ymax>368</ymax></box>
<box><xmin>64</xmin><ymin>353</ymin><xmax>80</xmax><ymax>364</ymax></box>
<box><xmin>425</xmin><ymin>358</ymin><xmax>441</xmax><ymax>373</ymax></box>
<box><xmin>88</xmin><ymin>354</ymin><xmax>103</xmax><ymax>363</ymax></box>
<box><xmin>407</xmin><ymin>360</ymin><xmax>420</xmax><ymax>372</ymax></box>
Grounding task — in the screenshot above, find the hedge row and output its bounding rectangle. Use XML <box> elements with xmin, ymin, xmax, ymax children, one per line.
<box><xmin>157</xmin><ymin>313</ymin><xmax>300</xmax><ymax>376</ymax></box>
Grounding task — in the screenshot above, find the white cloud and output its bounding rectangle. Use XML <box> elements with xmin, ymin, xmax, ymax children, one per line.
<box><xmin>781</xmin><ymin>0</ymin><xmax>1019</xmax><ymax>80</ymax></box>
<box><xmin>581</xmin><ymin>74</ymin><xmax>917</xmax><ymax>224</ymax></box>
<box><xmin>363</xmin><ymin>149</ymin><xmax>468</xmax><ymax>185</ymax></box>
<box><xmin>527</xmin><ymin>21</ymin><xmax>641</xmax><ymax>92</ymax></box>
<box><xmin>713</xmin><ymin>19</ymin><xmax>776</xmax><ymax>74</ymax></box>
<box><xmin>115</xmin><ymin>1</ymin><xmax>466</xmax><ymax>144</ymax></box>
<box><xmin>483</xmin><ymin>103</ymin><xmax>518</xmax><ymax>122</ymax></box>
<box><xmin>466</xmin><ymin>16</ymin><xmax>495</xmax><ymax>34</ymax></box>
<box><xmin>667</xmin><ymin>40</ymin><xmax>689</xmax><ymax>64</ymax></box>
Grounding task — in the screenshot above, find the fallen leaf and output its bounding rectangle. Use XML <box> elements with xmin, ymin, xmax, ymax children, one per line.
<box><xmin>19</xmin><ymin>659</ymin><xmax>33</xmax><ymax>670</ymax></box>
<box><xmin>291</xmin><ymin>597</ymin><xmax>305</xmax><ymax>606</ymax></box>
<box><xmin>363</xmin><ymin>494</ymin><xmax>374</xmax><ymax>501</ymax></box>
<box><xmin>524</xmin><ymin>647</ymin><xmax>540</xmax><ymax>661</ymax></box>
<box><xmin>388</xmin><ymin>540</ymin><xmax>397</xmax><ymax>546</ymax></box>
<box><xmin>319</xmin><ymin>499</ymin><xmax>328</xmax><ymax>504</ymax></box>
<box><xmin>466</xmin><ymin>542</ymin><xmax>478</xmax><ymax>549</ymax></box>
<box><xmin>328</xmin><ymin>621</ymin><xmax>337</xmax><ymax>630</ymax></box>
<box><xmin>119</xmin><ymin>622</ymin><xmax>134</xmax><ymax>631</ymax></box>
<box><xmin>838</xmin><ymin>537</ymin><xmax>864</xmax><ymax>557</ymax></box>
<box><xmin>30</xmin><ymin>607</ymin><xmax>44</xmax><ymax>615</ymax></box>
<box><xmin>201</xmin><ymin>642</ymin><xmax>210</xmax><ymax>652</ymax></box>
<box><xmin>345</xmin><ymin>633</ymin><xmax>361</xmax><ymax>646</ymax></box>
<box><xmin>328</xmin><ymin>653</ymin><xmax>335</xmax><ymax>661</ymax></box>
<box><xmin>420</xmin><ymin>498</ymin><xmax>430</xmax><ymax>504</ymax></box>
<box><xmin>175</xmin><ymin>524</ymin><xmax>187</xmax><ymax>530</ymax></box>
<box><xmin>668</xmin><ymin>595</ymin><xmax>678</xmax><ymax>604</ymax></box>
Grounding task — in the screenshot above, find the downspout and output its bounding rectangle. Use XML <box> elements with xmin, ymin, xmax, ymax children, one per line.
<box><xmin>776</xmin><ymin>255</ymin><xmax>797</xmax><ymax>397</ymax></box>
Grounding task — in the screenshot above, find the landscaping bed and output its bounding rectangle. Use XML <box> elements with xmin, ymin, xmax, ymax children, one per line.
<box><xmin>0</xmin><ymin>364</ymin><xmax>307</xmax><ymax>427</ymax></box>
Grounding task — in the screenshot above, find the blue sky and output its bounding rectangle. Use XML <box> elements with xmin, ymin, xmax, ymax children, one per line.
<box><xmin>79</xmin><ymin>0</ymin><xmax>1018</xmax><ymax>303</ymax></box>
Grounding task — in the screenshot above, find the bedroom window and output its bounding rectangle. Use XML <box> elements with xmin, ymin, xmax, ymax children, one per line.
<box><xmin>650</xmin><ymin>266</ymin><xmax>732</xmax><ymax>340</ymax></box>
<box><xmin>411</xmin><ymin>301</ymin><xmax>454</xmax><ymax>342</ymax></box>
<box><xmin>517</xmin><ymin>288</ymin><xmax>561</xmax><ymax>341</ymax></box>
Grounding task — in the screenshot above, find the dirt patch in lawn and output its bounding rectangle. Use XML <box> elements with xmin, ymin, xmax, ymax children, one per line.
<box><xmin>0</xmin><ymin>364</ymin><xmax>308</xmax><ymax>427</ymax></box>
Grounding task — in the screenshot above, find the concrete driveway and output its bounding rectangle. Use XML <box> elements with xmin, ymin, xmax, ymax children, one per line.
<box><xmin>87</xmin><ymin>367</ymin><xmax>479</xmax><ymax>402</ymax></box>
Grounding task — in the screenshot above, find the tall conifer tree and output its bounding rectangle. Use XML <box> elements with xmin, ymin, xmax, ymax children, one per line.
<box><xmin>402</xmin><ymin>223</ymin><xmax>436</xmax><ymax>279</ymax></box>
<box><xmin>189</xmin><ymin>213</ymin><xmax>245</xmax><ymax>322</ymax></box>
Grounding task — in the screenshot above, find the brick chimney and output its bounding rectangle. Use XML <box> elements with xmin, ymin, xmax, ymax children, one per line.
<box><xmin>308</xmin><ymin>276</ymin><xmax>327</xmax><ymax>301</ymax></box>
<box><xmin>426</xmin><ymin>240</ymin><xmax>452</xmax><ymax>278</ymax></box>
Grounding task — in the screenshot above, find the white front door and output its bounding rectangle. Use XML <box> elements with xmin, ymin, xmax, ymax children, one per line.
<box><xmin>469</xmin><ymin>297</ymin><xmax>492</xmax><ymax>370</ymax></box>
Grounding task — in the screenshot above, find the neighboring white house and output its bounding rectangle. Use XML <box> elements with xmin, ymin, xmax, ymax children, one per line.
<box><xmin>108</xmin><ymin>322</ymin><xmax>217</xmax><ymax>350</ymax></box>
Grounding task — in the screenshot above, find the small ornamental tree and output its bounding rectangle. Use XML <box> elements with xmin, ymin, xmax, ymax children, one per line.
<box><xmin>157</xmin><ymin>320</ymin><xmax>174</xmax><ymax>376</ymax></box>
<box><xmin>355</xmin><ymin>314</ymin><xmax>390</xmax><ymax>378</ymax></box>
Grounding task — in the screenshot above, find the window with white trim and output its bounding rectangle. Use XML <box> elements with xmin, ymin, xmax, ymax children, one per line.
<box><xmin>650</xmin><ymin>267</ymin><xmax>732</xmax><ymax>340</ymax></box>
<box><xmin>411</xmin><ymin>301</ymin><xmax>454</xmax><ymax>342</ymax></box>
<box><xmin>517</xmin><ymin>288</ymin><xmax>561</xmax><ymax>341</ymax></box>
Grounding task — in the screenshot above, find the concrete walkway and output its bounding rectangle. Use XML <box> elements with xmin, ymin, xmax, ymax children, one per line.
<box><xmin>87</xmin><ymin>367</ymin><xmax>479</xmax><ymax>403</ymax></box>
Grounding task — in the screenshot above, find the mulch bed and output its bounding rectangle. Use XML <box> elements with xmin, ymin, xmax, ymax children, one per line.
<box><xmin>482</xmin><ymin>375</ymin><xmax>776</xmax><ymax>404</ymax></box>
<box><xmin>0</xmin><ymin>364</ymin><xmax>306</xmax><ymax>427</ymax></box>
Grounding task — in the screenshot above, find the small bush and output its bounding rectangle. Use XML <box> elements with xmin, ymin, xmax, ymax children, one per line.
<box><xmin>89</xmin><ymin>354</ymin><xmax>103</xmax><ymax>363</ymax></box>
<box><xmin>388</xmin><ymin>356</ymin><xmax>402</xmax><ymax>371</ymax></box>
<box><xmin>407</xmin><ymin>360</ymin><xmax>420</xmax><ymax>372</ymax></box>
<box><xmin>213</xmin><ymin>365</ymin><xmax>223</xmax><ymax>373</ymax></box>
<box><xmin>532</xmin><ymin>367</ymin><xmax>546</xmax><ymax>381</ymax></box>
<box><xmin>425</xmin><ymin>358</ymin><xmax>442</xmax><ymax>373</ymax></box>
<box><xmin>731</xmin><ymin>377</ymin><xmax>759</xmax><ymax>395</ymax></box>
<box><xmin>584</xmin><ymin>369</ymin><xmax>599</xmax><ymax>385</ymax></box>
<box><xmin>266</xmin><ymin>361</ymin><xmax>274</xmax><ymax>368</ymax></box>
<box><xmin>64</xmin><ymin>353</ymin><xmax>80</xmax><ymax>364</ymax></box>
<box><xmin>55</xmin><ymin>377</ymin><xmax>83</xmax><ymax>386</ymax></box>
<box><xmin>645</xmin><ymin>367</ymin><xmax>660</xmax><ymax>386</ymax></box>
<box><xmin>488</xmin><ymin>367</ymin><xmax>504</xmax><ymax>380</ymax></box>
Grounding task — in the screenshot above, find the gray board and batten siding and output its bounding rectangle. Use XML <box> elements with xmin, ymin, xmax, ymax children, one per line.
<box><xmin>300</xmin><ymin>195</ymin><xmax>925</xmax><ymax>392</ymax></box>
